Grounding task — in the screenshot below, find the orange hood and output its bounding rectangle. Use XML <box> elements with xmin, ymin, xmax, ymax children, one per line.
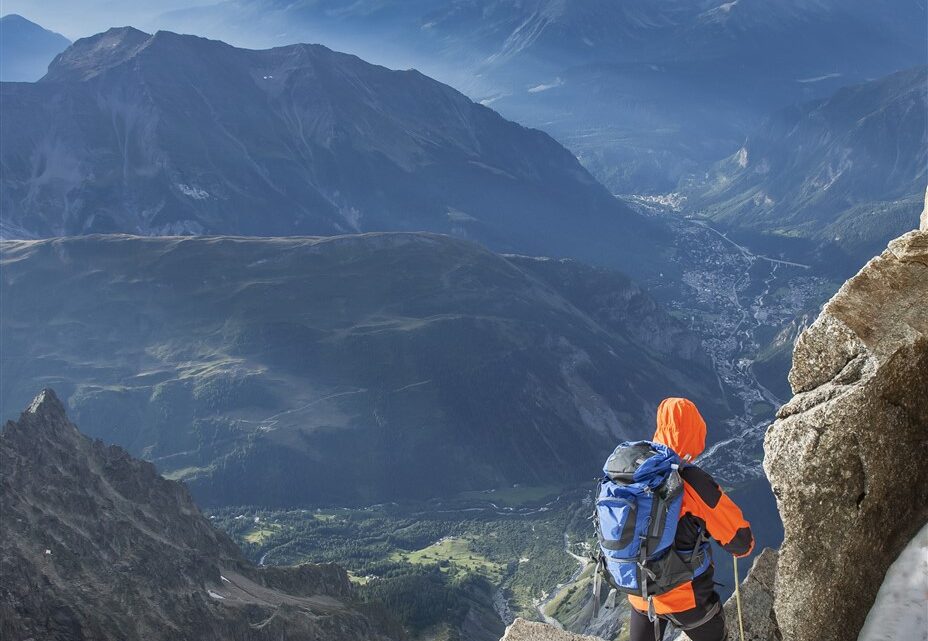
<box><xmin>653</xmin><ymin>397</ymin><xmax>706</xmax><ymax>461</ymax></box>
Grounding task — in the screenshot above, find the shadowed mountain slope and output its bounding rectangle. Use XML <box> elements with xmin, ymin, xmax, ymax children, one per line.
<box><xmin>0</xmin><ymin>233</ymin><xmax>726</xmax><ymax>507</ymax></box>
<box><xmin>0</xmin><ymin>27</ymin><xmax>665</xmax><ymax>277</ymax></box>
<box><xmin>0</xmin><ymin>389</ymin><xmax>403</xmax><ymax>641</ymax></box>
<box><xmin>689</xmin><ymin>66</ymin><xmax>927</xmax><ymax>269</ymax></box>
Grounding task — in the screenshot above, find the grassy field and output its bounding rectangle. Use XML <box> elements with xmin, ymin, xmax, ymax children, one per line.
<box><xmin>243</xmin><ymin>525</ymin><xmax>282</xmax><ymax>544</ymax></box>
<box><xmin>390</xmin><ymin>536</ymin><xmax>505</xmax><ymax>582</ymax></box>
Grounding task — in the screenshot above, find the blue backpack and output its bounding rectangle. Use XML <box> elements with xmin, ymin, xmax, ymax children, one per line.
<box><xmin>593</xmin><ymin>440</ymin><xmax>711</xmax><ymax>607</ymax></box>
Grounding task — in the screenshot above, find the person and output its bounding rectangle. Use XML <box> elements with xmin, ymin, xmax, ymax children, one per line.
<box><xmin>627</xmin><ymin>397</ymin><xmax>754</xmax><ymax>641</ymax></box>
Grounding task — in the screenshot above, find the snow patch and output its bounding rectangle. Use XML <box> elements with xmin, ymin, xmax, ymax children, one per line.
<box><xmin>340</xmin><ymin>206</ymin><xmax>362</xmax><ymax>232</ymax></box>
<box><xmin>207</xmin><ymin>590</ymin><xmax>225</xmax><ymax>600</ymax></box>
<box><xmin>177</xmin><ymin>183</ymin><xmax>209</xmax><ymax>200</ymax></box>
<box><xmin>528</xmin><ymin>78</ymin><xmax>563</xmax><ymax>94</ymax></box>
<box><xmin>797</xmin><ymin>73</ymin><xmax>842</xmax><ymax>84</ymax></box>
<box><xmin>736</xmin><ymin>147</ymin><xmax>749</xmax><ymax>168</ymax></box>
<box><xmin>752</xmin><ymin>191</ymin><xmax>775</xmax><ymax>207</ymax></box>
<box><xmin>858</xmin><ymin>521</ymin><xmax>928</xmax><ymax>641</ymax></box>
<box><xmin>447</xmin><ymin>208</ymin><xmax>477</xmax><ymax>223</ymax></box>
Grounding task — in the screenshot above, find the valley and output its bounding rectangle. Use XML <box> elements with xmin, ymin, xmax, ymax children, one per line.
<box><xmin>1</xmin><ymin>11</ymin><xmax>922</xmax><ymax>641</ymax></box>
<box><xmin>209</xmin><ymin>486</ymin><xmax>592</xmax><ymax>641</ymax></box>
<box><xmin>627</xmin><ymin>196</ymin><xmax>839</xmax><ymax>483</ymax></box>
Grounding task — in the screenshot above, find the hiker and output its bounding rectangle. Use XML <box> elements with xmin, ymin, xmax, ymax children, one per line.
<box><xmin>595</xmin><ymin>397</ymin><xmax>754</xmax><ymax>641</ymax></box>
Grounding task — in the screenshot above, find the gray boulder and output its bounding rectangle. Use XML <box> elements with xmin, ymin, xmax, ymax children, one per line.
<box><xmin>500</xmin><ymin>619</ymin><xmax>606</xmax><ymax>641</ymax></box>
<box><xmin>763</xmin><ymin>228</ymin><xmax>928</xmax><ymax>641</ymax></box>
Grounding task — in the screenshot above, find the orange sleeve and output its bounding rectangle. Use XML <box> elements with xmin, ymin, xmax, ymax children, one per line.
<box><xmin>682</xmin><ymin>466</ymin><xmax>754</xmax><ymax>558</ymax></box>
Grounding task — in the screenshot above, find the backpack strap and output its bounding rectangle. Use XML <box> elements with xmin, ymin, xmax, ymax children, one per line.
<box><xmin>648</xmin><ymin>597</ymin><xmax>661</xmax><ymax>641</ymax></box>
<box><xmin>689</xmin><ymin>523</ymin><xmax>709</xmax><ymax>564</ymax></box>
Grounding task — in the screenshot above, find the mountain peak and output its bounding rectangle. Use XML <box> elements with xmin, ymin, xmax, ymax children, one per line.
<box><xmin>42</xmin><ymin>26</ymin><xmax>151</xmax><ymax>82</ymax></box>
<box><xmin>0</xmin><ymin>13</ymin><xmax>71</xmax><ymax>81</ymax></box>
<box><xmin>0</xmin><ymin>388</ymin><xmax>401</xmax><ymax>640</ymax></box>
<box><xmin>25</xmin><ymin>387</ymin><xmax>66</xmax><ymax>418</ymax></box>
<box><xmin>4</xmin><ymin>387</ymin><xmax>77</xmax><ymax>442</ymax></box>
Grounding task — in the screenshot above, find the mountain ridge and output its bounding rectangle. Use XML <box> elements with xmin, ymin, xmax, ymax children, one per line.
<box><xmin>687</xmin><ymin>66</ymin><xmax>927</xmax><ymax>269</ymax></box>
<box><xmin>1</xmin><ymin>27</ymin><xmax>666</xmax><ymax>278</ymax></box>
<box><xmin>0</xmin><ymin>388</ymin><xmax>403</xmax><ymax>640</ymax></box>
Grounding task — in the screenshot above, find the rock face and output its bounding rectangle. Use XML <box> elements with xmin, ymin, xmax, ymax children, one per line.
<box><xmin>0</xmin><ymin>389</ymin><xmax>402</xmax><ymax>641</ymax></box>
<box><xmin>763</xmin><ymin>228</ymin><xmax>928</xmax><ymax>641</ymax></box>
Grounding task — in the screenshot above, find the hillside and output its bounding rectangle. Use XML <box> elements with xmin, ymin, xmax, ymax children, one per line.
<box><xmin>0</xmin><ymin>27</ymin><xmax>664</xmax><ymax>277</ymax></box>
<box><xmin>688</xmin><ymin>67</ymin><xmax>927</xmax><ymax>269</ymax></box>
<box><xmin>0</xmin><ymin>14</ymin><xmax>70</xmax><ymax>81</ymax></box>
<box><xmin>0</xmin><ymin>233</ymin><xmax>726</xmax><ymax>507</ymax></box>
<box><xmin>0</xmin><ymin>389</ymin><xmax>402</xmax><ymax>641</ymax></box>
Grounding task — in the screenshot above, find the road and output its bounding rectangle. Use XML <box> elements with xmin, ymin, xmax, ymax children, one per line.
<box><xmin>691</xmin><ymin>219</ymin><xmax>811</xmax><ymax>269</ymax></box>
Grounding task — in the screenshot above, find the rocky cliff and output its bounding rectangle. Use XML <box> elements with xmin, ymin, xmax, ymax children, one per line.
<box><xmin>0</xmin><ymin>389</ymin><xmax>402</xmax><ymax>641</ymax></box>
<box><xmin>764</xmin><ymin>223</ymin><xmax>928</xmax><ymax>641</ymax></box>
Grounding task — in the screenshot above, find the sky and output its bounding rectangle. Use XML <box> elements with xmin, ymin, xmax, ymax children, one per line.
<box><xmin>1</xmin><ymin>0</ymin><xmax>215</xmax><ymax>41</ymax></box>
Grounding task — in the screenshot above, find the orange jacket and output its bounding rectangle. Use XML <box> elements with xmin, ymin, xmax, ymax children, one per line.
<box><xmin>628</xmin><ymin>398</ymin><xmax>754</xmax><ymax>615</ymax></box>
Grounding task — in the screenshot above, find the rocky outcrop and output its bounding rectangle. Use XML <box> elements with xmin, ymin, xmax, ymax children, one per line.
<box><xmin>500</xmin><ymin>619</ymin><xmax>605</xmax><ymax>641</ymax></box>
<box><xmin>0</xmin><ymin>390</ymin><xmax>402</xmax><ymax>641</ymax></box>
<box><xmin>764</xmin><ymin>228</ymin><xmax>928</xmax><ymax>641</ymax></box>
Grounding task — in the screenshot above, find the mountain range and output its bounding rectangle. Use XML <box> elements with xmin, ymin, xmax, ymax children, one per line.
<box><xmin>0</xmin><ymin>27</ymin><xmax>665</xmax><ymax>278</ymax></box>
<box><xmin>0</xmin><ymin>389</ymin><xmax>403</xmax><ymax>640</ymax></box>
<box><xmin>687</xmin><ymin>66</ymin><xmax>927</xmax><ymax>269</ymax></box>
<box><xmin>3</xmin><ymin>3</ymin><xmax>924</xmax><ymax>194</ymax></box>
<box><xmin>152</xmin><ymin>0</ymin><xmax>928</xmax><ymax>192</ymax></box>
<box><xmin>0</xmin><ymin>233</ymin><xmax>726</xmax><ymax>507</ymax></box>
<box><xmin>0</xmin><ymin>14</ymin><xmax>70</xmax><ymax>82</ymax></box>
